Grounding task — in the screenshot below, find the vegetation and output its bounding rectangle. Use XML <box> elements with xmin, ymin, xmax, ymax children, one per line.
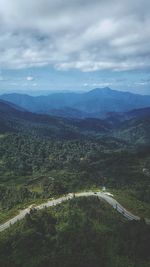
<box><xmin>0</xmin><ymin>198</ymin><xmax>149</xmax><ymax>267</ymax></box>
<box><xmin>0</xmin><ymin>132</ymin><xmax>150</xmax><ymax>221</ymax></box>
<box><xmin>112</xmin><ymin>189</ymin><xmax>150</xmax><ymax>218</ymax></box>
<box><xmin>0</xmin><ymin>100</ymin><xmax>150</xmax><ymax>266</ymax></box>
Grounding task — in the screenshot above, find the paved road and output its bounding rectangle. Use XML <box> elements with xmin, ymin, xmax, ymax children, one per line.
<box><xmin>96</xmin><ymin>192</ymin><xmax>140</xmax><ymax>221</ymax></box>
<box><xmin>0</xmin><ymin>191</ymin><xmax>143</xmax><ymax>232</ymax></box>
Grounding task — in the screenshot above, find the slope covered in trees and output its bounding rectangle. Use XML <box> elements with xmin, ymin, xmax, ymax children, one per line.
<box><xmin>1</xmin><ymin>88</ymin><xmax>150</xmax><ymax>116</ymax></box>
<box><xmin>0</xmin><ymin>198</ymin><xmax>149</xmax><ymax>267</ymax></box>
<box><xmin>0</xmin><ymin>99</ymin><xmax>150</xmax><ymax>267</ymax></box>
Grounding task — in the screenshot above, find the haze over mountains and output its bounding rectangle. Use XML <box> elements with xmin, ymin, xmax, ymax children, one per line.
<box><xmin>1</xmin><ymin>88</ymin><xmax>150</xmax><ymax>118</ymax></box>
<box><xmin>1</xmin><ymin>95</ymin><xmax>150</xmax><ymax>145</ymax></box>
<box><xmin>1</xmin><ymin>86</ymin><xmax>150</xmax><ymax>145</ymax></box>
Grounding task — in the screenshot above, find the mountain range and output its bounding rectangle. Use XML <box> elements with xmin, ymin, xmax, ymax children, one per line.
<box><xmin>1</xmin><ymin>87</ymin><xmax>150</xmax><ymax>118</ymax></box>
<box><xmin>1</xmin><ymin>98</ymin><xmax>150</xmax><ymax>145</ymax></box>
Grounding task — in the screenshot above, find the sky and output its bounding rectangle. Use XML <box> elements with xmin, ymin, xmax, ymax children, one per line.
<box><xmin>0</xmin><ymin>0</ymin><xmax>150</xmax><ymax>95</ymax></box>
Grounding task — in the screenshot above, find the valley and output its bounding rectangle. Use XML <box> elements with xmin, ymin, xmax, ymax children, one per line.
<box><xmin>0</xmin><ymin>89</ymin><xmax>150</xmax><ymax>267</ymax></box>
<box><xmin>1</xmin><ymin>0</ymin><xmax>150</xmax><ymax>265</ymax></box>
<box><xmin>1</xmin><ymin>87</ymin><xmax>150</xmax><ymax>117</ymax></box>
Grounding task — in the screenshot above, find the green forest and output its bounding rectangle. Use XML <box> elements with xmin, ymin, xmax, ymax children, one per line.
<box><xmin>0</xmin><ymin>197</ymin><xmax>150</xmax><ymax>267</ymax></box>
<box><xmin>0</xmin><ymin>0</ymin><xmax>150</xmax><ymax>264</ymax></box>
<box><xmin>0</xmin><ymin>133</ymin><xmax>150</xmax><ymax>214</ymax></box>
<box><xmin>0</xmin><ymin>100</ymin><xmax>150</xmax><ymax>267</ymax></box>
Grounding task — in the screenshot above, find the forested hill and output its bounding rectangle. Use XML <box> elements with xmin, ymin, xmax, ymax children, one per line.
<box><xmin>0</xmin><ymin>100</ymin><xmax>110</xmax><ymax>139</ymax></box>
<box><xmin>1</xmin><ymin>88</ymin><xmax>150</xmax><ymax>117</ymax></box>
<box><xmin>0</xmin><ymin>96</ymin><xmax>150</xmax><ymax>267</ymax></box>
<box><xmin>0</xmin><ymin>100</ymin><xmax>80</xmax><ymax>139</ymax></box>
<box><xmin>1</xmin><ymin>99</ymin><xmax>150</xmax><ymax>145</ymax></box>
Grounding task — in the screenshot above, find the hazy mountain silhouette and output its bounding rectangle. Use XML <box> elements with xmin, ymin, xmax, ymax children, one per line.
<box><xmin>1</xmin><ymin>88</ymin><xmax>150</xmax><ymax>118</ymax></box>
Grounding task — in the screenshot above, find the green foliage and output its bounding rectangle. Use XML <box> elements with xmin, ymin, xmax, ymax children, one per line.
<box><xmin>113</xmin><ymin>189</ymin><xmax>150</xmax><ymax>218</ymax></box>
<box><xmin>0</xmin><ymin>133</ymin><xmax>150</xmax><ymax>218</ymax></box>
<box><xmin>0</xmin><ymin>99</ymin><xmax>150</xmax><ymax>266</ymax></box>
<box><xmin>0</xmin><ymin>185</ymin><xmax>39</xmax><ymax>210</ymax></box>
<box><xmin>0</xmin><ymin>198</ymin><xmax>149</xmax><ymax>267</ymax></box>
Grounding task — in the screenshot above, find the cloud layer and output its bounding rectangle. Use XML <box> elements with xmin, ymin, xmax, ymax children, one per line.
<box><xmin>0</xmin><ymin>0</ymin><xmax>150</xmax><ymax>71</ymax></box>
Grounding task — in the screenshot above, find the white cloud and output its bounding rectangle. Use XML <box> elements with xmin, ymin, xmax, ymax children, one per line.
<box><xmin>26</xmin><ymin>76</ymin><xmax>34</xmax><ymax>81</ymax></box>
<box><xmin>0</xmin><ymin>0</ymin><xmax>150</xmax><ymax>71</ymax></box>
<box><xmin>32</xmin><ymin>83</ymin><xmax>37</xmax><ymax>87</ymax></box>
<box><xmin>92</xmin><ymin>82</ymin><xmax>113</xmax><ymax>87</ymax></box>
<box><xmin>134</xmin><ymin>82</ymin><xmax>148</xmax><ymax>86</ymax></box>
<box><xmin>83</xmin><ymin>83</ymin><xmax>89</xmax><ymax>87</ymax></box>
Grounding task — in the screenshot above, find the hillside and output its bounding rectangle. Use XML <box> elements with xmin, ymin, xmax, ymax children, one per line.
<box><xmin>1</xmin><ymin>100</ymin><xmax>150</xmax><ymax>145</ymax></box>
<box><xmin>0</xmin><ymin>100</ymin><xmax>111</xmax><ymax>139</ymax></box>
<box><xmin>114</xmin><ymin>117</ymin><xmax>150</xmax><ymax>145</ymax></box>
<box><xmin>1</xmin><ymin>88</ymin><xmax>150</xmax><ymax>118</ymax></box>
<box><xmin>0</xmin><ymin>100</ymin><xmax>150</xmax><ymax>267</ymax></box>
<box><xmin>0</xmin><ymin>198</ymin><xmax>149</xmax><ymax>267</ymax></box>
<box><xmin>106</xmin><ymin>107</ymin><xmax>150</xmax><ymax>145</ymax></box>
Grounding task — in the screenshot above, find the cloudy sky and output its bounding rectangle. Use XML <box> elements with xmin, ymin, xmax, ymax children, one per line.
<box><xmin>0</xmin><ymin>0</ymin><xmax>150</xmax><ymax>95</ymax></box>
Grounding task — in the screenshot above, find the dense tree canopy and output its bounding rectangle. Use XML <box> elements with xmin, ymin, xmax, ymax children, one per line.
<box><xmin>0</xmin><ymin>198</ymin><xmax>149</xmax><ymax>267</ymax></box>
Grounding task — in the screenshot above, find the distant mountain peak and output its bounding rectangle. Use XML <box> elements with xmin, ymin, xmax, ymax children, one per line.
<box><xmin>1</xmin><ymin>88</ymin><xmax>150</xmax><ymax>118</ymax></box>
<box><xmin>88</xmin><ymin>87</ymin><xmax>112</xmax><ymax>94</ymax></box>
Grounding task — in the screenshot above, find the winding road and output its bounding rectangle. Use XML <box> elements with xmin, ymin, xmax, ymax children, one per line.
<box><xmin>0</xmin><ymin>191</ymin><xmax>146</xmax><ymax>233</ymax></box>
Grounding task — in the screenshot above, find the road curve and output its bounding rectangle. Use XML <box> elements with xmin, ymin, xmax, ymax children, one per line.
<box><xmin>0</xmin><ymin>191</ymin><xmax>143</xmax><ymax>233</ymax></box>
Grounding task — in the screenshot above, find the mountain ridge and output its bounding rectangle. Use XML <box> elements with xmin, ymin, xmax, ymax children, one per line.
<box><xmin>1</xmin><ymin>87</ymin><xmax>150</xmax><ymax>118</ymax></box>
<box><xmin>1</xmin><ymin>98</ymin><xmax>150</xmax><ymax>145</ymax></box>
